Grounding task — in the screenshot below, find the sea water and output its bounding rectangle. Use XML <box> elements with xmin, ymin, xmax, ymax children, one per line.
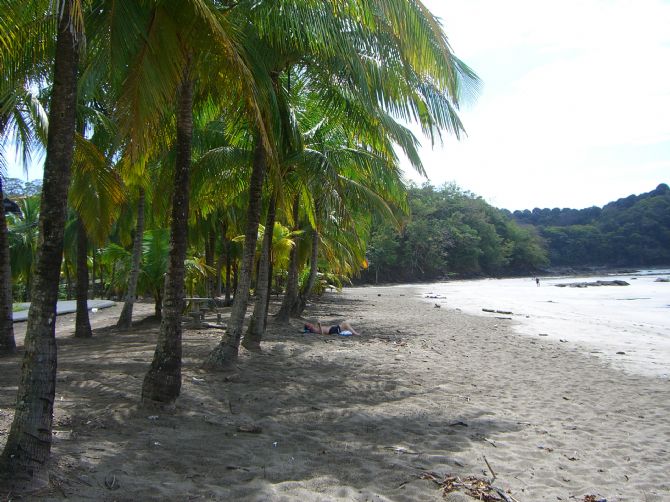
<box><xmin>416</xmin><ymin>270</ymin><xmax>670</xmax><ymax>379</ymax></box>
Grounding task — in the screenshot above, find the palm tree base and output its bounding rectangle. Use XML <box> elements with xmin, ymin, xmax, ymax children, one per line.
<box><xmin>116</xmin><ymin>302</ymin><xmax>134</xmax><ymax>330</ymax></box>
<box><xmin>141</xmin><ymin>368</ymin><xmax>181</xmax><ymax>404</ymax></box>
<box><xmin>0</xmin><ymin>457</ymin><xmax>49</xmax><ymax>495</ymax></box>
<box><xmin>240</xmin><ymin>337</ymin><xmax>261</xmax><ymax>352</ymax></box>
<box><xmin>202</xmin><ymin>342</ymin><xmax>238</xmax><ymax>371</ymax></box>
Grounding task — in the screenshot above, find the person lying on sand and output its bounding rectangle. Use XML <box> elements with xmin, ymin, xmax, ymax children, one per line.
<box><xmin>304</xmin><ymin>321</ymin><xmax>360</xmax><ymax>336</ymax></box>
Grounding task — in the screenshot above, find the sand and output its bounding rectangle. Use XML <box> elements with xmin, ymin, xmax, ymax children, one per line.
<box><xmin>1</xmin><ymin>286</ymin><xmax>669</xmax><ymax>501</ymax></box>
<box><xmin>416</xmin><ymin>271</ymin><xmax>670</xmax><ymax>379</ymax></box>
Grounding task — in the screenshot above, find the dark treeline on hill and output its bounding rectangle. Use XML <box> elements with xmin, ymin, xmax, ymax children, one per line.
<box><xmin>360</xmin><ymin>184</ymin><xmax>548</xmax><ymax>283</ymax></box>
<box><xmin>510</xmin><ymin>183</ymin><xmax>670</xmax><ymax>267</ymax></box>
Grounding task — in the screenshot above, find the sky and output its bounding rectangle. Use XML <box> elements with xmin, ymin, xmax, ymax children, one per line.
<box><xmin>403</xmin><ymin>0</ymin><xmax>670</xmax><ymax>210</ymax></box>
<box><xmin>4</xmin><ymin>1</ymin><xmax>670</xmax><ymax>211</ymax></box>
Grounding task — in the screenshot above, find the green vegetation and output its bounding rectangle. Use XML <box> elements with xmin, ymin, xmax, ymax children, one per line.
<box><xmin>0</xmin><ymin>0</ymin><xmax>481</xmax><ymax>483</ymax></box>
<box><xmin>363</xmin><ymin>183</ymin><xmax>548</xmax><ymax>283</ymax></box>
<box><xmin>511</xmin><ymin>183</ymin><xmax>670</xmax><ymax>267</ymax></box>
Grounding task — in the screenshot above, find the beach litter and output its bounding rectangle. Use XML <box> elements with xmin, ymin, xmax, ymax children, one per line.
<box><xmin>420</xmin><ymin>472</ymin><xmax>519</xmax><ymax>501</ymax></box>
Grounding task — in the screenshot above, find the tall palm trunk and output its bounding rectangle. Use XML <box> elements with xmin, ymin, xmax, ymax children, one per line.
<box><xmin>275</xmin><ymin>196</ymin><xmax>300</xmax><ymax>322</ymax></box>
<box><xmin>225</xmin><ymin>239</ymin><xmax>232</xmax><ymax>305</ymax></box>
<box><xmin>74</xmin><ymin>216</ymin><xmax>92</xmax><ymax>338</ymax></box>
<box><xmin>0</xmin><ymin>177</ymin><xmax>16</xmax><ymax>355</ymax></box>
<box><xmin>263</xmin><ymin>258</ymin><xmax>273</xmax><ymax>331</ymax></box>
<box><xmin>117</xmin><ymin>187</ymin><xmax>145</xmax><ymax>329</ymax></box>
<box><xmin>204</xmin><ymin>140</ymin><xmax>266</xmax><ymax>370</ymax></box>
<box><xmin>293</xmin><ymin>227</ymin><xmax>319</xmax><ymax>316</ymax></box>
<box><xmin>242</xmin><ymin>192</ymin><xmax>276</xmax><ymax>350</ymax></box>
<box><xmin>1</xmin><ymin>0</ymin><xmax>80</xmax><ymax>484</ymax></box>
<box><xmin>141</xmin><ymin>66</ymin><xmax>193</xmax><ymax>404</ymax></box>
<box><xmin>205</xmin><ymin>228</ymin><xmax>215</xmax><ymax>297</ymax></box>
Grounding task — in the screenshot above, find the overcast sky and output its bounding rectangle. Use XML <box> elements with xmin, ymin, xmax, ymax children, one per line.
<box><xmin>404</xmin><ymin>0</ymin><xmax>670</xmax><ymax>210</ymax></box>
<box><xmin>5</xmin><ymin>1</ymin><xmax>670</xmax><ymax>211</ymax></box>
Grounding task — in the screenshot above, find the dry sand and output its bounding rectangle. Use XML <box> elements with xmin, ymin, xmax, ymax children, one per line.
<box><xmin>1</xmin><ymin>286</ymin><xmax>669</xmax><ymax>501</ymax></box>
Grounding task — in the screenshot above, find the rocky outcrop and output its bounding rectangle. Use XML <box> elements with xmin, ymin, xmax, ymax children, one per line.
<box><xmin>555</xmin><ymin>280</ymin><xmax>629</xmax><ymax>288</ymax></box>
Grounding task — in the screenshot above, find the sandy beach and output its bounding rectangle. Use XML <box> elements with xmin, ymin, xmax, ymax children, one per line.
<box><xmin>1</xmin><ymin>286</ymin><xmax>669</xmax><ymax>501</ymax></box>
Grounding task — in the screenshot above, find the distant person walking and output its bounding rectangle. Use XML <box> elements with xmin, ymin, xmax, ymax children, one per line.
<box><xmin>536</xmin><ymin>277</ymin><xmax>541</xmax><ymax>287</ymax></box>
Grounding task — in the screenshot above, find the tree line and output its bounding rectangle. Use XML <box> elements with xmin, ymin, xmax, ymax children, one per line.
<box><xmin>361</xmin><ymin>183</ymin><xmax>549</xmax><ymax>283</ymax></box>
<box><xmin>0</xmin><ymin>0</ymin><xmax>480</xmax><ymax>487</ymax></box>
<box><xmin>511</xmin><ymin>183</ymin><xmax>670</xmax><ymax>267</ymax></box>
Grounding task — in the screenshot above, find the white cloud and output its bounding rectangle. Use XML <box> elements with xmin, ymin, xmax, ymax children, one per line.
<box><xmin>409</xmin><ymin>0</ymin><xmax>670</xmax><ymax>209</ymax></box>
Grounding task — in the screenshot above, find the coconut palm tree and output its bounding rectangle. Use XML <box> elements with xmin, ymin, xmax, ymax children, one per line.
<box><xmin>0</xmin><ymin>63</ymin><xmax>49</xmax><ymax>356</ymax></box>
<box><xmin>203</xmin><ymin>0</ymin><xmax>478</xmax><ymax>369</ymax></box>
<box><xmin>68</xmin><ymin>131</ymin><xmax>125</xmax><ymax>338</ymax></box>
<box><xmin>107</xmin><ymin>0</ymin><xmax>275</xmax><ymax>403</ymax></box>
<box><xmin>1</xmin><ymin>0</ymin><xmax>84</xmax><ymax>485</ymax></box>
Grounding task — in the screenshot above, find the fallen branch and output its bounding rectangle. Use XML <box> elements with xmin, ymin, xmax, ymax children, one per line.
<box><xmin>483</xmin><ymin>455</ymin><xmax>496</xmax><ymax>481</ymax></box>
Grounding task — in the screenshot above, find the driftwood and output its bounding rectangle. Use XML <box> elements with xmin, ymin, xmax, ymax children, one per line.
<box><xmin>421</xmin><ymin>472</ymin><xmax>519</xmax><ymax>502</ymax></box>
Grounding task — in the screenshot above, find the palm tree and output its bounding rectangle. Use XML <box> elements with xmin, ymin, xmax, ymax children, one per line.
<box><xmin>0</xmin><ymin>175</ymin><xmax>16</xmax><ymax>355</ymax></box>
<box><xmin>107</xmin><ymin>0</ymin><xmax>273</xmax><ymax>403</ymax></box>
<box><xmin>116</xmin><ymin>185</ymin><xmax>146</xmax><ymax>329</ymax></box>
<box><xmin>0</xmin><ymin>60</ymin><xmax>48</xmax><ymax>356</ymax></box>
<box><xmin>69</xmin><ymin>131</ymin><xmax>125</xmax><ymax>338</ymax></box>
<box><xmin>7</xmin><ymin>196</ymin><xmax>40</xmax><ymax>301</ymax></box>
<box><xmin>203</xmin><ymin>0</ymin><xmax>478</xmax><ymax>368</ymax></box>
<box><xmin>1</xmin><ymin>0</ymin><xmax>83</xmax><ymax>484</ymax></box>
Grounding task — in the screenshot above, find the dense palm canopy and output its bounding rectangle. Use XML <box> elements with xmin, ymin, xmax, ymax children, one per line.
<box><xmin>0</xmin><ymin>0</ymin><xmax>487</xmax><ymax>488</ymax></box>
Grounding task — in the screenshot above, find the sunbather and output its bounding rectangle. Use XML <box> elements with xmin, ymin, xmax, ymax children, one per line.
<box><xmin>304</xmin><ymin>320</ymin><xmax>360</xmax><ymax>336</ymax></box>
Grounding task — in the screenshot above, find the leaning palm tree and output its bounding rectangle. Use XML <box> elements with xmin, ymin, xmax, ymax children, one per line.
<box><xmin>1</xmin><ymin>0</ymin><xmax>84</xmax><ymax>486</ymax></box>
<box><xmin>203</xmin><ymin>0</ymin><xmax>478</xmax><ymax>370</ymax></box>
<box><xmin>110</xmin><ymin>0</ymin><xmax>275</xmax><ymax>403</ymax></box>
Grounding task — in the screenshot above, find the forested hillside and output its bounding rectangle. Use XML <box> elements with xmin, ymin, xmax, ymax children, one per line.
<box><xmin>511</xmin><ymin>183</ymin><xmax>670</xmax><ymax>267</ymax></box>
<box><xmin>362</xmin><ymin>184</ymin><xmax>548</xmax><ymax>283</ymax></box>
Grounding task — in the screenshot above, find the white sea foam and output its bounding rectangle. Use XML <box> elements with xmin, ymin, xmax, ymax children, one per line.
<box><xmin>416</xmin><ymin>270</ymin><xmax>670</xmax><ymax>379</ymax></box>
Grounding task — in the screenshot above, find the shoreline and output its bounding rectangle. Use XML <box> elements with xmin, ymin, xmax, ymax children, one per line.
<box><xmin>403</xmin><ymin>272</ymin><xmax>670</xmax><ymax>380</ymax></box>
<box><xmin>1</xmin><ymin>287</ymin><xmax>668</xmax><ymax>500</ymax></box>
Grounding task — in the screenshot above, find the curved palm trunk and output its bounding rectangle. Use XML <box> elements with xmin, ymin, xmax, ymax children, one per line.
<box><xmin>74</xmin><ymin>217</ymin><xmax>92</xmax><ymax>338</ymax></box>
<box><xmin>1</xmin><ymin>1</ymin><xmax>79</xmax><ymax>484</ymax></box>
<box><xmin>117</xmin><ymin>187</ymin><xmax>145</xmax><ymax>329</ymax></box>
<box><xmin>275</xmin><ymin>196</ymin><xmax>300</xmax><ymax>322</ymax></box>
<box><xmin>204</xmin><ymin>140</ymin><xmax>266</xmax><ymax>370</ymax></box>
<box><xmin>242</xmin><ymin>192</ymin><xmax>276</xmax><ymax>350</ymax></box>
<box><xmin>141</xmin><ymin>67</ymin><xmax>193</xmax><ymax>404</ymax></box>
<box><xmin>0</xmin><ymin>178</ymin><xmax>16</xmax><ymax>355</ymax></box>
<box><xmin>293</xmin><ymin>227</ymin><xmax>319</xmax><ymax>316</ymax></box>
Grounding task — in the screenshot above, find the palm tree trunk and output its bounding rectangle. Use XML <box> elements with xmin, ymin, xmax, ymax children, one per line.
<box><xmin>91</xmin><ymin>247</ymin><xmax>97</xmax><ymax>298</ymax></box>
<box><xmin>293</xmin><ymin>227</ymin><xmax>319</xmax><ymax>316</ymax></box>
<box><xmin>263</xmin><ymin>258</ymin><xmax>273</xmax><ymax>331</ymax></box>
<box><xmin>205</xmin><ymin>227</ymin><xmax>215</xmax><ymax>297</ymax></box>
<box><xmin>204</xmin><ymin>140</ymin><xmax>266</xmax><ymax>370</ymax></box>
<box><xmin>275</xmin><ymin>196</ymin><xmax>300</xmax><ymax>322</ymax></box>
<box><xmin>64</xmin><ymin>265</ymin><xmax>73</xmax><ymax>300</ymax></box>
<box><xmin>225</xmin><ymin>240</ymin><xmax>232</xmax><ymax>305</ymax></box>
<box><xmin>0</xmin><ymin>177</ymin><xmax>16</xmax><ymax>355</ymax></box>
<box><xmin>141</xmin><ymin>65</ymin><xmax>193</xmax><ymax>404</ymax></box>
<box><xmin>117</xmin><ymin>187</ymin><xmax>145</xmax><ymax>329</ymax></box>
<box><xmin>1</xmin><ymin>0</ymin><xmax>79</xmax><ymax>484</ymax></box>
<box><xmin>74</xmin><ymin>216</ymin><xmax>92</xmax><ymax>338</ymax></box>
<box><xmin>242</xmin><ymin>192</ymin><xmax>276</xmax><ymax>350</ymax></box>
<box><xmin>231</xmin><ymin>260</ymin><xmax>238</xmax><ymax>300</ymax></box>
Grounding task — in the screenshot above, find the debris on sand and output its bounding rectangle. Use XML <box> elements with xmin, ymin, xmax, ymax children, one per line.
<box><xmin>421</xmin><ymin>472</ymin><xmax>519</xmax><ymax>501</ymax></box>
